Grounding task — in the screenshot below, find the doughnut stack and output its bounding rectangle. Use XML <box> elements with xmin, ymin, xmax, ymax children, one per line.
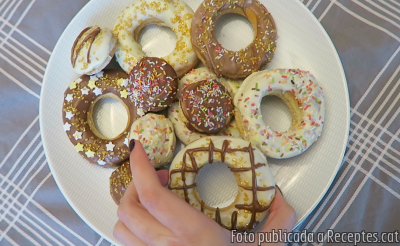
<box><xmin>62</xmin><ymin>0</ymin><xmax>325</xmax><ymax>232</ymax></box>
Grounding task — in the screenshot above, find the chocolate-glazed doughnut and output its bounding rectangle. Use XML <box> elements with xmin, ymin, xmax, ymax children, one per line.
<box><xmin>62</xmin><ymin>70</ymin><xmax>138</xmax><ymax>168</ymax></box>
<box><xmin>110</xmin><ymin>161</ymin><xmax>132</xmax><ymax>205</ymax></box>
<box><xmin>191</xmin><ymin>0</ymin><xmax>277</xmax><ymax>79</ymax></box>
<box><xmin>179</xmin><ymin>79</ymin><xmax>234</xmax><ymax>134</ymax></box>
<box><xmin>128</xmin><ymin>57</ymin><xmax>178</xmax><ymax>116</ymax></box>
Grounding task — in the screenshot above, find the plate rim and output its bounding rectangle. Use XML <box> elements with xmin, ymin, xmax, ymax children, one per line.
<box><xmin>39</xmin><ymin>0</ymin><xmax>350</xmax><ymax>243</ymax></box>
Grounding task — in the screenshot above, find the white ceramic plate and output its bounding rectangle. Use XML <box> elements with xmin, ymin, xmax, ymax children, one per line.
<box><xmin>40</xmin><ymin>0</ymin><xmax>350</xmax><ymax>244</ymax></box>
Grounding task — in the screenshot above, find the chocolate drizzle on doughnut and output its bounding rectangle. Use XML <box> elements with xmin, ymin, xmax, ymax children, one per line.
<box><xmin>168</xmin><ymin>139</ymin><xmax>274</xmax><ymax>231</ymax></box>
<box><xmin>180</xmin><ymin>80</ymin><xmax>234</xmax><ymax>134</ymax></box>
<box><xmin>71</xmin><ymin>26</ymin><xmax>101</xmax><ymax>67</ymax></box>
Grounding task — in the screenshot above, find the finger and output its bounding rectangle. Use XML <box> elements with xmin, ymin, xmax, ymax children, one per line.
<box><xmin>157</xmin><ymin>169</ymin><xmax>169</xmax><ymax>186</ymax></box>
<box><xmin>119</xmin><ymin>170</ymin><xmax>174</xmax><ymax>244</ymax></box>
<box><xmin>129</xmin><ymin>140</ymin><xmax>209</xmax><ymax>235</ymax></box>
<box><xmin>261</xmin><ymin>187</ymin><xmax>297</xmax><ymax>232</ymax></box>
<box><xmin>114</xmin><ymin>220</ymin><xmax>146</xmax><ymax>246</ymax></box>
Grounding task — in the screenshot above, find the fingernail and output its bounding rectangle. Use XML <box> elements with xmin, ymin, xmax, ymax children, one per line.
<box><xmin>276</xmin><ymin>185</ymin><xmax>283</xmax><ymax>196</ymax></box>
<box><xmin>129</xmin><ymin>139</ymin><xmax>135</xmax><ymax>153</ymax></box>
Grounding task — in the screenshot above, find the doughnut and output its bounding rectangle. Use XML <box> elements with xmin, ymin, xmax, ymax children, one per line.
<box><xmin>71</xmin><ymin>26</ymin><xmax>116</xmax><ymax>75</ymax></box>
<box><xmin>191</xmin><ymin>0</ymin><xmax>277</xmax><ymax>79</ymax></box>
<box><xmin>179</xmin><ymin>79</ymin><xmax>234</xmax><ymax>134</ymax></box>
<box><xmin>168</xmin><ymin>137</ymin><xmax>275</xmax><ymax>231</ymax></box>
<box><xmin>62</xmin><ymin>70</ymin><xmax>138</xmax><ymax>168</ymax></box>
<box><xmin>109</xmin><ymin>161</ymin><xmax>132</xmax><ymax>205</ymax></box>
<box><xmin>128</xmin><ymin>113</ymin><xmax>176</xmax><ymax>167</ymax></box>
<box><xmin>113</xmin><ymin>0</ymin><xmax>198</xmax><ymax>77</ymax></box>
<box><xmin>234</xmin><ymin>69</ymin><xmax>325</xmax><ymax>159</ymax></box>
<box><xmin>168</xmin><ymin>67</ymin><xmax>241</xmax><ymax>145</ymax></box>
<box><xmin>128</xmin><ymin>57</ymin><xmax>178</xmax><ymax>116</ymax></box>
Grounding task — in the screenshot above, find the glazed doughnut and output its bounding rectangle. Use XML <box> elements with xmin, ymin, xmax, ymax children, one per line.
<box><xmin>62</xmin><ymin>70</ymin><xmax>138</xmax><ymax>168</ymax></box>
<box><xmin>71</xmin><ymin>26</ymin><xmax>116</xmax><ymax>75</ymax></box>
<box><xmin>128</xmin><ymin>113</ymin><xmax>176</xmax><ymax>167</ymax></box>
<box><xmin>113</xmin><ymin>0</ymin><xmax>198</xmax><ymax>77</ymax></box>
<box><xmin>128</xmin><ymin>57</ymin><xmax>178</xmax><ymax>115</ymax></box>
<box><xmin>168</xmin><ymin>67</ymin><xmax>241</xmax><ymax>145</ymax></box>
<box><xmin>109</xmin><ymin>161</ymin><xmax>132</xmax><ymax>205</ymax></box>
<box><xmin>191</xmin><ymin>0</ymin><xmax>277</xmax><ymax>79</ymax></box>
<box><xmin>168</xmin><ymin>137</ymin><xmax>275</xmax><ymax>231</ymax></box>
<box><xmin>234</xmin><ymin>69</ymin><xmax>325</xmax><ymax>159</ymax></box>
<box><xmin>179</xmin><ymin>79</ymin><xmax>234</xmax><ymax>134</ymax></box>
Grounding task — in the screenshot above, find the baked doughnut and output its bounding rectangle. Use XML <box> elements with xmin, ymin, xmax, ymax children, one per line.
<box><xmin>168</xmin><ymin>67</ymin><xmax>241</xmax><ymax>145</ymax></box>
<box><xmin>62</xmin><ymin>70</ymin><xmax>138</xmax><ymax>168</ymax></box>
<box><xmin>110</xmin><ymin>161</ymin><xmax>132</xmax><ymax>205</ymax></box>
<box><xmin>234</xmin><ymin>69</ymin><xmax>325</xmax><ymax>159</ymax></box>
<box><xmin>191</xmin><ymin>0</ymin><xmax>277</xmax><ymax>79</ymax></box>
<box><xmin>113</xmin><ymin>0</ymin><xmax>198</xmax><ymax>77</ymax></box>
<box><xmin>179</xmin><ymin>79</ymin><xmax>234</xmax><ymax>134</ymax></box>
<box><xmin>71</xmin><ymin>26</ymin><xmax>116</xmax><ymax>75</ymax></box>
<box><xmin>168</xmin><ymin>137</ymin><xmax>275</xmax><ymax>231</ymax></box>
<box><xmin>128</xmin><ymin>113</ymin><xmax>176</xmax><ymax>167</ymax></box>
<box><xmin>128</xmin><ymin>57</ymin><xmax>178</xmax><ymax>116</ymax></box>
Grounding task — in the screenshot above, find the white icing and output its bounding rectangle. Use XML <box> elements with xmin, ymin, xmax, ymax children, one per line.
<box><xmin>234</xmin><ymin>69</ymin><xmax>325</xmax><ymax>159</ymax></box>
<box><xmin>129</xmin><ymin>113</ymin><xmax>176</xmax><ymax>167</ymax></box>
<box><xmin>113</xmin><ymin>0</ymin><xmax>197</xmax><ymax>76</ymax></box>
<box><xmin>169</xmin><ymin>137</ymin><xmax>275</xmax><ymax>229</ymax></box>
<box><xmin>73</xmin><ymin>27</ymin><xmax>116</xmax><ymax>75</ymax></box>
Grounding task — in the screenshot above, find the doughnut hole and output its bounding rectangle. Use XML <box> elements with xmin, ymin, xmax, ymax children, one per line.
<box><xmin>91</xmin><ymin>95</ymin><xmax>129</xmax><ymax>140</ymax></box>
<box><xmin>260</xmin><ymin>91</ymin><xmax>304</xmax><ymax>133</ymax></box>
<box><xmin>214</xmin><ymin>13</ymin><xmax>255</xmax><ymax>51</ymax></box>
<box><xmin>195</xmin><ymin>163</ymin><xmax>238</xmax><ymax>208</ymax></box>
<box><xmin>135</xmin><ymin>21</ymin><xmax>177</xmax><ymax>57</ymax></box>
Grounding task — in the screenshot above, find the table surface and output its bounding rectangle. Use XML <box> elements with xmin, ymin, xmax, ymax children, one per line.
<box><xmin>1</xmin><ymin>0</ymin><xmax>399</xmax><ymax>245</ymax></box>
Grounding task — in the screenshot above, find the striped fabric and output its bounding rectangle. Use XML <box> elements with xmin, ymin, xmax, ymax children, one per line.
<box><xmin>0</xmin><ymin>0</ymin><xmax>399</xmax><ymax>245</ymax></box>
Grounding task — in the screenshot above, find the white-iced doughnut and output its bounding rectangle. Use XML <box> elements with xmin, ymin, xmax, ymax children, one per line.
<box><xmin>129</xmin><ymin>113</ymin><xmax>176</xmax><ymax>167</ymax></box>
<box><xmin>113</xmin><ymin>0</ymin><xmax>198</xmax><ymax>77</ymax></box>
<box><xmin>168</xmin><ymin>137</ymin><xmax>275</xmax><ymax>231</ymax></box>
<box><xmin>234</xmin><ymin>69</ymin><xmax>325</xmax><ymax>159</ymax></box>
<box><xmin>168</xmin><ymin>67</ymin><xmax>241</xmax><ymax>145</ymax></box>
<box><xmin>71</xmin><ymin>26</ymin><xmax>116</xmax><ymax>75</ymax></box>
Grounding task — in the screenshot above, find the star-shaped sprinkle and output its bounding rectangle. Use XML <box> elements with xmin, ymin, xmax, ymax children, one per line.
<box><xmin>65</xmin><ymin>111</ymin><xmax>74</xmax><ymax>120</ymax></box>
<box><xmin>63</xmin><ymin>122</ymin><xmax>71</xmax><ymax>131</ymax></box>
<box><xmin>88</xmin><ymin>80</ymin><xmax>96</xmax><ymax>89</ymax></box>
<box><xmin>69</xmin><ymin>81</ymin><xmax>77</xmax><ymax>89</ymax></box>
<box><xmin>75</xmin><ymin>78</ymin><xmax>82</xmax><ymax>84</ymax></box>
<box><xmin>106</xmin><ymin>142</ymin><xmax>115</xmax><ymax>151</ymax></box>
<box><xmin>121</xmin><ymin>79</ymin><xmax>128</xmax><ymax>87</ymax></box>
<box><xmin>120</xmin><ymin>89</ymin><xmax>128</xmax><ymax>98</ymax></box>
<box><xmin>85</xmin><ymin>150</ymin><xmax>95</xmax><ymax>158</ymax></box>
<box><xmin>73</xmin><ymin>131</ymin><xmax>82</xmax><ymax>140</ymax></box>
<box><xmin>93</xmin><ymin>87</ymin><xmax>102</xmax><ymax>96</ymax></box>
<box><xmin>95</xmin><ymin>71</ymin><xmax>104</xmax><ymax>78</ymax></box>
<box><xmin>75</xmin><ymin>143</ymin><xmax>84</xmax><ymax>152</ymax></box>
<box><xmin>65</xmin><ymin>94</ymin><xmax>73</xmax><ymax>102</ymax></box>
<box><xmin>97</xmin><ymin>160</ymin><xmax>106</xmax><ymax>166</ymax></box>
<box><xmin>90</xmin><ymin>75</ymin><xmax>98</xmax><ymax>81</ymax></box>
<box><xmin>124</xmin><ymin>138</ymin><xmax>129</xmax><ymax>147</ymax></box>
<box><xmin>117</xmin><ymin>78</ymin><xmax>124</xmax><ymax>85</ymax></box>
<box><xmin>81</xmin><ymin>87</ymin><xmax>90</xmax><ymax>95</ymax></box>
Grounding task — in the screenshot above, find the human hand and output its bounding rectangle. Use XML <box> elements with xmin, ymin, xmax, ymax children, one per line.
<box><xmin>114</xmin><ymin>140</ymin><xmax>296</xmax><ymax>246</ymax></box>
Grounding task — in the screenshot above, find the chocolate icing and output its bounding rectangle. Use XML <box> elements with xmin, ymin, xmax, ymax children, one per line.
<box><xmin>71</xmin><ymin>26</ymin><xmax>101</xmax><ymax>67</ymax></box>
<box><xmin>129</xmin><ymin>57</ymin><xmax>178</xmax><ymax>112</ymax></box>
<box><xmin>191</xmin><ymin>0</ymin><xmax>277</xmax><ymax>79</ymax></box>
<box><xmin>168</xmin><ymin>139</ymin><xmax>274</xmax><ymax>231</ymax></box>
<box><xmin>180</xmin><ymin>80</ymin><xmax>234</xmax><ymax>134</ymax></box>
<box><xmin>109</xmin><ymin>160</ymin><xmax>132</xmax><ymax>205</ymax></box>
<box><xmin>62</xmin><ymin>70</ymin><xmax>138</xmax><ymax>168</ymax></box>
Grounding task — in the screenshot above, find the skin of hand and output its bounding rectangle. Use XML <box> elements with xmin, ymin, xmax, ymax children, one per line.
<box><xmin>114</xmin><ymin>140</ymin><xmax>297</xmax><ymax>246</ymax></box>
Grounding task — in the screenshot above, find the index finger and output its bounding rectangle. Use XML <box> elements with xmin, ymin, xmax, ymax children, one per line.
<box><xmin>129</xmin><ymin>140</ymin><xmax>212</xmax><ymax>236</ymax></box>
